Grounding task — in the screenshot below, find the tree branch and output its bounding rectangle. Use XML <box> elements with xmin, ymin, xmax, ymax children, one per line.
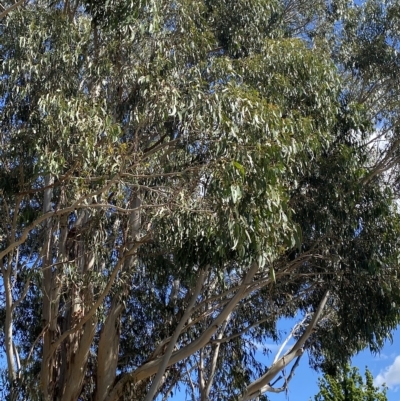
<box><xmin>203</xmin><ymin>316</ymin><xmax>231</xmax><ymax>400</ymax></box>
<box><xmin>0</xmin><ymin>0</ymin><xmax>25</xmax><ymax>19</ymax></box>
<box><xmin>262</xmin><ymin>355</ymin><xmax>302</xmax><ymax>394</ymax></box>
<box><xmin>143</xmin><ymin>267</ymin><xmax>208</xmax><ymax>401</ymax></box>
<box><xmin>46</xmin><ymin>235</ymin><xmax>149</xmax><ymax>362</ymax></box>
<box><xmin>0</xmin><ymin>173</ymin><xmax>123</xmax><ymax>261</ymax></box>
<box><xmin>106</xmin><ymin>262</ymin><xmax>259</xmax><ymax>401</ymax></box>
<box><xmin>239</xmin><ymin>290</ymin><xmax>330</xmax><ymax>401</ymax></box>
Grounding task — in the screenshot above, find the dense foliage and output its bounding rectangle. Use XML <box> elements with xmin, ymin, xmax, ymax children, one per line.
<box><xmin>313</xmin><ymin>365</ymin><xmax>388</xmax><ymax>401</ymax></box>
<box><xmin>0</xmin><ymin>0</ymin><xmax>400</xmax><ymax>400</ymax></box>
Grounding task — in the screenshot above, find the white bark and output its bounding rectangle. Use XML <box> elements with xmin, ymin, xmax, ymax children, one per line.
<box><xmin>273</xmin><ymin>314</ymin><xmax>309</xmax><ymax>364</ymax></box>
<box><xmin>239</xmin><ymin>290</ymin><xmax>330</xmax><ymax>401</ymax></box>
<box><xmin>95</xmin><ymin>195</ymin><xmax>142</xmax><ymax>401</ymax></box>
<box><xmin>144</xmin><ymin>267</ymin><xmax>208</xmax><ymax>401</ymax></box>
<box><xmin>106</xmin><ymin>262</ymin><xmax>259</xmax><ymax>401</ymax></box>
<box><xmin>61</xmin><ymin>314</ymin><xmax>98</xmax><ymax>401</ymax></box>
<box><xmin>201</xmin><ymin>316</ymin><xmax>231</xmax><ymax>401</ymax></box>
<box><xmin>95</xmin><ymin>300</ymin><xmax>124</xmax><ymax>401</ymax></box>
<box><xmin>2</xmin><ymin>259</ymin><xmax>16</xmax><ymax>384</ymax></box>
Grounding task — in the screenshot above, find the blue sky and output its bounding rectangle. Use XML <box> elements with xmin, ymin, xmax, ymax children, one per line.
<box><xmin>250</xmin><ymin>322</ymin><xmax>400</xmax><ymax>401</ymax></box>
<box><xmin>168</xmin><ymin>320</ymin><xmax>400</xmax><ymax>401</ymax></box>
<box><xmin>1</xmin><ymin>319</ymin><xmax>397</xmax><ymax>400</ymax></box>
<box><xmin>263</xmin><ymin>327</ymin><xmax>400</xmax><ymax>401</ymax></box>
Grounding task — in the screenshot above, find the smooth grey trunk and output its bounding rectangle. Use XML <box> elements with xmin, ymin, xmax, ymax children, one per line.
<box><xmin>60</xmin><ymin>304</ymin><xmax>98</xmax><ymax>401</ymax></box>
<box><xmin>96</xmin><ymin>195</ymin><xmax>141</xmax><ymax>401</ymax></box>
<box><xmin>95</xmin><ymin>300</ymin><xmax>124</xmax><ymax>401</ymax></box>
<box><xmin>144</xmin><ymin>268</ymin><xmax>208</xmax><ymax>401</ymax></box>
<box><xmin>2</xmin><ymin>259</ymin><xmax>16</xmax><ymax>384</ymax></box>
<box><xmin>201</xmin><ymin>317</ymin><xmax>231</xmax><ymax>401</ymax></box>
<box><xmin>40</xmin><ymin>174</ymin><xmax>56</xmax><ymax>399</ymax></box>
<box><xmin>105</xmin><ymin>262</ymin><xmax>259</xmax><ymax>401</ymax></box>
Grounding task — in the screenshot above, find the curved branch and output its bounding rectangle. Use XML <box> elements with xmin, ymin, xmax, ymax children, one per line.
<box><xmin>265</xmin><ymin>354</ymin><xmax>303</xmax><ymax>394</ymax></box>
<box><xmin>105</xmin><ymin>262</ymin><xmax>259</xmax><ymax>401</ymax></box>
<box><xmin>239</xmin><ymin>290</ymin><xmax>330</xmax><ymax>401</ymax></box>
<box><xmin>143</xmin><ymin>267</ymin><xmax>208</xmax><ymax>401</ymax></box>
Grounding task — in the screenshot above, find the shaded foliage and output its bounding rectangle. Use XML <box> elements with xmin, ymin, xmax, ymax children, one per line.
<box><xmin>0</xmin><ymin>1</ymin><xmax>399</xmax><ymax>401</ymax></box>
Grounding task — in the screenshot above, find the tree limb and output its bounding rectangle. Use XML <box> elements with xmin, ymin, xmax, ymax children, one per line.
<box><xmin>143</xmin><ymin>267</ymin><xmax>208</xmax><ymax>401</ymax></box>
<box><xmin>0</xmin><ymin>0</ymin><xmax>25</xmax><ymax>19</ymax></box>
<box><xmin>106</xmin><ymin>262</ymin><xmax>259</xmax><ymax>401</ymax></box>
<box><xmin>239</xmin><ymin>290</ymin><xmax>330</xmax><ymax>401</ymax></box>
<box><xmin>47</xmin><ymin>235</ymin><xmax>149</xmax><ymax>362</ymax></box>
<box><xmin>203</xmin><ymin>316</ymin><xmax>231</xmax><ymax>400</ymax></box>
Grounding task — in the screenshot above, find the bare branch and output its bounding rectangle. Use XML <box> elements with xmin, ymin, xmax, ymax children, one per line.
<box><xmin>106</xmin><ymin>262</ymin><xmax>259</xmax><ymax>401</ymax></box>
<box><xmin>12</xmin><ymin>341</ymin><xmax>21</xmax><ymax>378</ymax></box>
<box><xmin>11</xmin><ymin>275</ymin><xmax>31</xmax><ymax>313</ymax></box>
<box><xmin>199</xmin><ymin>347</ymin><xmax>206</xmax><ymax>396</ymax></box>
<box><xmin>211</xmin><ymin>316</ymin><xmax>271</xmax><ymax>346</ymax></box>
<box><xmin>203</xmin><ymin>316</ymin><xmax>231</xmax><ymax>400</ymax></box>
<box><xmin>262</xmin><ymin>355</ymin><xmax>303</xmax><ymax>394</ymax></box>
<box><xmin>273</xmin><ymin>314</ymin><xmax>309</xmax><ymax>364</ymax></box>
<box><xmin>0</xmin><ymin>173</ymin><xmax>123</xmax><ymax>261</ymax></box>
<box><xmin>363</xmin><ymin>136</ymin><xmax>400</xmax><ymax>185</ymax></box>
<box><xmin>1</xmin><ymin>258</ymin><xmax>16</xmax><ymax>383</ymax></box>
<box><xmin>0</xmin><ymin>0</ymin><xmax>25</xmax><ymax>19</ymax></box>
<box><xmin>239</xmin><ymin>290</ymin><xmax>330</xmax><ymax>401</ymax></box>
<box><xmin>144</xmin><ymin>267</ymin><xmax>208</xmax><ymax>401</ymax></box>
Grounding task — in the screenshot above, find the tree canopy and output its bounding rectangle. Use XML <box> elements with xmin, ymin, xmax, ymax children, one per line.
<box><xmin>0</xmin><ymin>0</ymin><xmax>400</xmax><ymax>400</ymax></box>
<box><xmin>312</xmin><ymin>365</ymin><xmax>388</xmax><ymax>401</ymax></box>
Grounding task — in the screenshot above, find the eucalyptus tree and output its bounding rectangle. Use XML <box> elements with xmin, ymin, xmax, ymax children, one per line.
<box><xmin>0</xmin><ymin>1</ymin><xmax>400</xmax><ymax>401</ymax></box>
<box><xmin>312</xmin><ymin>365</ymin><xmax>388</xmax><ymax>401</ymax></box>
